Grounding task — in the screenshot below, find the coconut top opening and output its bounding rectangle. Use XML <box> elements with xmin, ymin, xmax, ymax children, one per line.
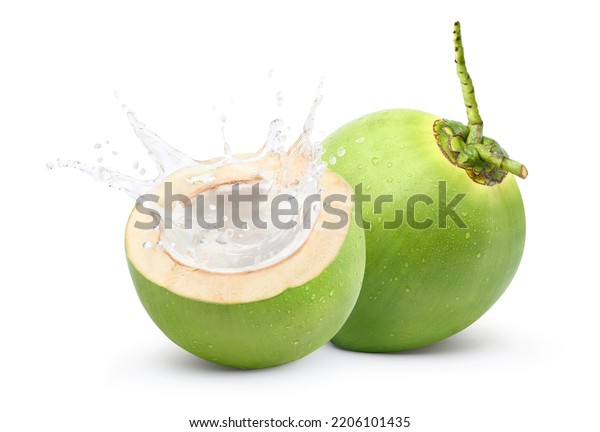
<box><xmin>125</xmin><ymin>160</ymin><xmax>355</xmax><ymax>304</ymax></box>
<box><xmin>155</xmin><ymin>149</ymin><xmax>325</xmax><ymax>273</ymax></box>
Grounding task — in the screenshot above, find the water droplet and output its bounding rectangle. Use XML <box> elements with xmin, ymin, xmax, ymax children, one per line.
<box><xmin>139</xmin><ymin>168</ymin><xmax>146</xmax><ymax>175</ymax></box>
<box><xmin>356</xmin><ymin>137</ymin><xmax>365</xmax><ymax>143</ymax></box>
<box><xmin>208</xmin><ymin>204</ymin><xmax>217</xmax><ymax>211</ymax></box>
<box><xmin>387</xmin><ymin>177</ymin><xmax>393</xmax><ymax>183</ymax></box>
<box><xmin>329</xmin><ymin>156</ymin><xmax>337</xmax><ymax>165</ymax></box>
<box><xmin>387</xmin><ymin>162</ymin><xmax>393</xmax><ymax>168</ymax></box>
<box><xmin>215</xmin><ymin>232</ymin><xmax>229</xmax><ymax>245</ymax></box>
<box><xmin>208</xmin><ymin>344</ymin><xmax>213</xmax><ymax>349</ymax></box>
<box><xmin>465</xmin><ymin>232</ymin><xmax>471</xmax><ymax>239</ymax></box>
<box><xmin>365</xmin><ymin>185</ymin><xmax>372</xmax><ymax>191</ymax></box>
<box><xmin>329</xmin><ymin>290</ymin><xmax>334</xmax><ymax>297</ymax></box>
<box><xmin>405</xmin><ymin>287</ymin><xmax>411</xmax><ymax>293</ymax></box>
<box><xmin>142</xmin><ymin>241</ymin><xmax>152</xmax><ymax>249</ymax></box>
<box><xmin>94</xmin><ymin>143</ymin><xmax>102</xmax><ymax>150</ymax></box>
<box><xmin>292</xmin><ymin>340</ymin><xmax>299</xmax><ymax>345</ymax></box>
<box><xmin>357</xmin><ymin>164</ymin><xmax>363</xmax><ymax>169</ymax></box>
<box><xmin>132</xmin><ymin>161</ymin><xmax>139</xmax><ymax>169</ymax></box>
<box><xmin>220</xmin><ymin>115</ymin><xmax>227</xmax><ymax>123</ymax></box>
<box><xmin>476</xmin><ymin>253</ymin><xmax>481</xmax><ymax>258</ymax></box>
<box><xmin>111</xmin><ymin>150</ymin><xmax>118</xmax><ymax>156</ymax></box>
<box><xmin>371</xmin><ymin>157</ymin><xmax>379</xmax><ymax>166</ymax></box>
<box><xmin>336</xmin><ymin>147</ymin><xmax>346</xmax><ymax>157</ymax></box>
<box><xmin>223</xmin><ymin>140</ymin><xmax>232</xmax><ymax>158</ymax></box>
<box><xmin>276</xmin><ymin>91</ymin><xmax>284</xmax><ymax>107</ymax></box>
<box><xmin>461</xmin><ymin>211</ymin><xmax>468</xmax><ymax>217</ymax></box>
<box><xmin>96</xmin><ymin>157</ymin><xmax>103</xmax><ymax>163</ymax></box>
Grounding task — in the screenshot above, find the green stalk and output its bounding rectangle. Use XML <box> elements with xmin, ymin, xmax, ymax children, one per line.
<box><xmin>473</xmin><ymin>144</ymin><xmax>529</xmax><ymax>179</ymax></box>
<box><xmin>454</xmin><ymin>21</ymin><xmax>483</xmax><ymax>145</ymax></box>
<box><xmin>453</xmin><ymin>22</ymin><xmax>528</xmax><ymax>179</ymax></box>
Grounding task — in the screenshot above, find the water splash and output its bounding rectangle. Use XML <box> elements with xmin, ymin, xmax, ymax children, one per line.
<box><xmin>47</xmin><ymin>105</ymin><xmax>199</xmax><ymax>198</ymax></box>
<box><xmin>48</xmin><ymin>88</ymin><xmax>326</xmax><ymax>273</ymax></box>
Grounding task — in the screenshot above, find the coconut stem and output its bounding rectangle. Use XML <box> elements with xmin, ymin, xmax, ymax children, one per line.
<box><xmin>453</xmin><ymin>21</ymin><xmax>483</xmax><ymax>145</ymax></box>
<box><xmin>473</xmin><ymin>143</ymin><xmax>529</xmax><ymax>179</ymax></box>
<box><xmin>453</xmin><ymin>22</ymin><xmax>528</xmax><ymax>179</ymax></box>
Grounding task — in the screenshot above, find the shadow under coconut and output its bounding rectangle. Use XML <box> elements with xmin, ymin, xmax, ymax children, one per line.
<box><xmin>329</xmin><ymin>325</ymin><xmax>506</xmax><ymax>357</ymax></box>
<box><xmin>150</xmin><ymin>345</ymin><xmax>315</xmax><ymax>375</ymax></box>
<box><xmin>147</xmin><ymin>325</ymin><xmax>508</xmax><ymax>374</ymax></box>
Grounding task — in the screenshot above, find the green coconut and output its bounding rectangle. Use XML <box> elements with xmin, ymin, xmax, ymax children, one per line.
<box><xmin>125</xmin><ymin>162</ymin><xmax>365</xmax><ymax>369</ymax></box>
<box><xmin>322</xmin><ymin>22</ymin><xmax>527</xmax><ymax>352</ymax></box>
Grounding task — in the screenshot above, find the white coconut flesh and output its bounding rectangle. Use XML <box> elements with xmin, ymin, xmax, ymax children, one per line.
<box><xmin>125</xmin><ymin>158</ymin><xmax>354</xmax><ymax>305</ymax></box>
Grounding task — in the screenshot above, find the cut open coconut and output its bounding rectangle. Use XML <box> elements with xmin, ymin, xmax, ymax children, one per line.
<box><xmin>125</xmin><ymin>155</ymin><xmax>365</xmax><ymax>369</ymax></box>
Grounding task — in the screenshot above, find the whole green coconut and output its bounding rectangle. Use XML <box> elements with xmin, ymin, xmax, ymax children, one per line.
<box><xmin>322</xmin><ymin>22</ymin><xmax>527</xmax><ymax>352</ymax></box>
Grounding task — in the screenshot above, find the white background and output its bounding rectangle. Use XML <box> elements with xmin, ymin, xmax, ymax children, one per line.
<box><xmin>1</xmin><ymin>1</ymin><xmax>598</xmax><ymax>431</ymax></box>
